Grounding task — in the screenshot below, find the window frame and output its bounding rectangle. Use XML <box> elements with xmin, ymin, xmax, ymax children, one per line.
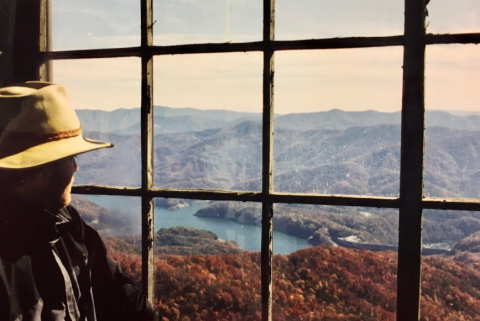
<box><xmin>4</xmin><ymin>0</ymin><xmax>480</xmax><ymax>320</ymax></box>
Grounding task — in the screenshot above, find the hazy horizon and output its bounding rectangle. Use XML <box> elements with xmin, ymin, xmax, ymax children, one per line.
<box><xmin>75</xmin><ymin>106</ymin><xmax>480</xmax><ymax>118</ymax></box>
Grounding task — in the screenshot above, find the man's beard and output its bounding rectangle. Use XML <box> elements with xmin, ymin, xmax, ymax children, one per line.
<box><xmin>43</xmin><ymin>175</ymin><xmax>74</xmax><ymax>211</ymax></box>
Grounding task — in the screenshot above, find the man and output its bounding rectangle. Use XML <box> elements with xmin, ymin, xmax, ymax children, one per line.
<box><xmin>0</xmin><ymin>81</ymin><xmax>159</xmax><ymax>321</ymax></box>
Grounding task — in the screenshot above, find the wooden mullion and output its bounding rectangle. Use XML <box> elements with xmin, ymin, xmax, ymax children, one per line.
<box><xmin>273</xmin><ymin>36</ymin><xmax>403</xmax><ymax>51</ymax></box>
<box><xmin>44</xmin><ymin>37</ymin><xmax>402</xmax><ymax>61</ymax></box>
<box><xmin>43</xmin><ymin>36</ymin><xmax>402</xmax><ymax>61</ymax></box>
<box><xmin>72</xmin><ymin>184</ymin><xmax>402</xmax><ymax>208</ymax></box>
<box><xmin>261</xmin><ymin>200</ymin><xmax>273</xmax><ymax>321</ymax></box>
<box><xmin>45</xmin><ymin>0</ymin><xmax>52</xmax><ymax>81</ymax></box>
<box><xmin>422</xmin><ymin>198</ymin><xmax>480</xmax><ymax>212</ymax></box>
<box><xmin>140</xmin><ymin>0</ymin><xmax>154</xmax><ymax>302</ymax></box>
<box><xmin>426</xmin><ymin>32</ymin><xmax>480</xmax><ymax>45</ymax></box>
<box><xmin>0</xmin><ymin>0</ymin><xmax>15</xmax><ymax>86</ymax></box>
<box><xmin>397</xmin><ymin>0</ymin><xmax>426</xmax><ymax>320</ymax></box>
<box><xmin>72</xmin><ymin>185</ymin><xmax>400</xmax><ymax>207</ymax></box>
<box><xmin>38</xmin><ymin>0</ymin><xmax>50</xmax><ymax>81</ymax></box>
<box><xmin>45</xmin><ymin>47</ymin><xmax>144</xmax><ymax>60</ymax></box>
<box><xmin>73</xmin><ymin>183</ymin><xmax>480</xmax><ymax>213</ymax></box>
<box><xmin>43</xmin><ymin>33</ymin><xmax>480</xmax><ymax>62</ymax></box>
<box><xmin>11</xmin><ymin>0</ymin><xmax>42</xmax><ymax>83</ymax></box>
<box><xmin>271</xmin><ymin>193</ymin><xmax>399</xmax><ymax>208</ymax></box>
<box><xmin>261</xmin><ymin>0</ymin><xmax>275</xmax><ymax>320</ymax></box>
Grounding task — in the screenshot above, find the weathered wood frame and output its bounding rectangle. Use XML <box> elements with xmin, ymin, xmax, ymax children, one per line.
<box><xmin>261</xmin><ymin>1</ymin><xmax>275</xmax><ymax>319</ymax></box>
<box><xmin>5</xmin><ymin>0</ymin><xmax>480</xmax><ymax>319</ymax></box>
<box><xmin>397</xmin><ymin>0</ymin><xmax>426</xmax><ymax>319</ymax></box>
<box><xmin>0</xmin><ymin>0</ymin><xmax>14</xmax><ymax>86</ymax></box>
<box><xmin>140</xmin><ymin>0</ymin><xmax>155</xmax><ymax>300</ymax></box>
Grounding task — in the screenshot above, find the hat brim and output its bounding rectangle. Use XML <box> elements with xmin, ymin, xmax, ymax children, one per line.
<box><xmin>0</xmin><ymin>135</ymin><xmax>113</xmax><ymax>169</ymax></box>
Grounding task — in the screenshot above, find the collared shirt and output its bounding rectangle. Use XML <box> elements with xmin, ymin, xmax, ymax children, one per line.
<box><xmin>0</xmin><ymin>205</ymin><xmax>158</xmax><ymax>321</ymax></box>
<box><xmin>49</xmin><ymin>209</ymin><xmax>82</xmax><ymax>321</ymax></box>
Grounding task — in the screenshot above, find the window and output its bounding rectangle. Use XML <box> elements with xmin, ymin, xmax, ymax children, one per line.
<box><xmin>2</xmin><ymin>0</ymin><xmax>480</xmax><ymax>320</ymax></box>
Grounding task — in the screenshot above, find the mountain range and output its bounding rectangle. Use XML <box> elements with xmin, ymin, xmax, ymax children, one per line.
<box><xmin>72</xmin><ymin>106</ymin><xmax>480</xmax><ymax>251</ymax></box>
<box><xmin>77</xmin><ymin>106</ymin><xmax>480</xmax><ymax>134</ymax></box>
<box><xmin>76</xmin><ymin>111</ymin><xmax>480</xmax><ymax>199</ymax></box>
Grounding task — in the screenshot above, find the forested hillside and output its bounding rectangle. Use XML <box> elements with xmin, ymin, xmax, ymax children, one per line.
<box><xmin>104</xmin><ymin>236</ymin><xmax>480</xmax><ymax>321</ymax></box>
<box><xmin>72</xmin><ymin>194</ymin><xmax>480</xmax><ymax>321</ymax></box>
<box><xmin>77</xmin><ymin>123</ymin><xmax>480</xmax><ymax>200</ymax></box>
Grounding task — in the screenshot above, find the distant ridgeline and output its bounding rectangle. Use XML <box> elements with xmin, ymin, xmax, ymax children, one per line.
<box><xmin>76</xmin><ymin>106</ymin><xmax>480</xmax><ymax>135</ymax></box>
<box><xmin>72</xmin><ymin>107</ymin><xmax>480</xmax><ymax>255</ymax></box>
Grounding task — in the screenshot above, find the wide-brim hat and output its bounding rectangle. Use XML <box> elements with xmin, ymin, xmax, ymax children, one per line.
<box><xmin>0</xmin><ymin>81</ymin><xmax>113</xmax><ymax>169</ymax></box>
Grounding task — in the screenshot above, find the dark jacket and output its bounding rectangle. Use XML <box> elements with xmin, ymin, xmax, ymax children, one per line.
<box><xmin>0</xmin><ymin>204</ymin><xmax>159</xmax><ymax>321</ymax></box>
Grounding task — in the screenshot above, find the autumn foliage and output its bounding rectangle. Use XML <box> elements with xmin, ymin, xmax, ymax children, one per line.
<box><xmin>103</xmin><ymin>234</ymin><xmax>480</xmax><ymax>321</ymax></box>
<box><xmin>421</xmin><ymin>254</ymin><xmax>480</xmax><ymax>321</ymax></box>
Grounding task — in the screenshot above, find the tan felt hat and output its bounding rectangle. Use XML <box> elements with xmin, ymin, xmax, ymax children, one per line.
<box><xmin>0</xmin><ymin>81</ymin><xmax>113</xmax><ymax>169</ymax></box>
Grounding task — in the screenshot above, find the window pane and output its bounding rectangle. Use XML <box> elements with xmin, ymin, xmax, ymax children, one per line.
<box><xmin>425</xmin><ymin>45</ymin><xmax>480</xmax><ymax>199</ymax></box>
<box><xmin>53</xmin><ymin>58</ymin><xmax>141</xmax><ymax>187</ymax></box>
<box><xmin>154</xmin><ymin>200</ymin><xmax>262</xmax><ymax>319</ymax></box>
<box><xmin>274</xmin><ymin>48</ymin><xmax>403</xmax><ymax>196</ymax></box>
<box><xmin>427</xmin><ymin>0</ymin><xmax>480</xmax><ymax>34</ymax></box>
<box><xmin>421</xmin><ymin>210</ymin><xmax>480</xmax><ymax>320</ymax></box>
<box><xmin>273</xmin><ymin>204</ymin><xmax>398</xmax><ymax>319</ymax></box>
<box><xmin>71</xmin><ymin>195</ymin><xmax>142</xmax><ymax>285</ymax></box>
<box><xmin>153</xmin><ymin>53</ymin><xmax>262</xmax><ymax>191</ymax></box>
<box><xmin>52</xmin><ymin>0</ymin><xmax>140</xmax><ymax>50</ymax></box>
<box><xmin>276</xmin><ymin>0</ymin><xmax>404</xmax><ymax>40</ymax></box>
<box><xmin>153</xmin><ymin>0</ymin><xmax>262</xmax><ymax>46</ymax></box>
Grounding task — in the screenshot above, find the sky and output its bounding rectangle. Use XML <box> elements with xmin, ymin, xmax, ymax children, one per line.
<box><xmin>51</xmin><ymin>0</ymin><xmax>480</xmax><ymax>114</ymax></box>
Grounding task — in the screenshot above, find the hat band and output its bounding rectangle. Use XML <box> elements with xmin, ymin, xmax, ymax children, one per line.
<box><xmin>0</xmin><ymin>126</ymin><xmax>82</xmax><ymax>142</ymax></box>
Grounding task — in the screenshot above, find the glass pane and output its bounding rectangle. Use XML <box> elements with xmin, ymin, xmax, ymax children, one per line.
<box><xmin>153</xmin><ymin>0</ymin><xmax>262</xmax><ymax>46</ymax></box>
<box><xmin>274</xmin><ymin>48</ymin><xmax>403</xmax><ymax>196</ymax></box>
<box><xmin>154</xmin><ymin>200</ymin><xmax>262</xmax><ymax>319</ymax></box>
<box><xmin>276</xmin><ymin>0</ymin><xmax>404</xmax><ymax>40</ymax></box>
<box><xmin>421</xmin><ymin>210</ymin><xmax>480</xmax><ymax>320</ymax></box>
<box><xmin>273</xmin><ymin>204</ymin><xmax>398</xmax><ymax>319</ymax></box>
<box><xmin>52</xmin><ymin>0</ymin><xmax>140</xmax><ymax>50</ymax></box>
<box><xmin>53</xmin><ymin>58</ymin><xmax>141</xmax><ymax>187</ymax></box>
<box><xmin>427</xmin><ymin>0</ymin><xmax>480</xmax><ymax>34</ymax></box>
<box><xmin>153</xmin><ymin>53</ymin><xmax>262</xmax><ymax>191</ymax></box>
<box><xmin>425</xmin><ymin>45</ymin><xmax>480</xmax><ymax>199</ymax></box>
<box><xmin>71</xmin><ymin>194</ymin><xmax>141</xmax><ymax>284</ymax></box>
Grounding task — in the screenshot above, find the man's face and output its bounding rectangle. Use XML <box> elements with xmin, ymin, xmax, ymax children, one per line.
<box><xmin>46</xmin><ymin>156</ymin><xmax>79</xmax><ymax>209</ymax></box>
<box><xmin>16</xmin><ymin>156</ymin><xmax>79</xmax><ymax>210</ymax></box>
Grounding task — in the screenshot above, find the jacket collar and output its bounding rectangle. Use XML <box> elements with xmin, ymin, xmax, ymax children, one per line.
<box><xmin>46</xmin><ymin>207</ymin><xmax>72</xmax><ymax>226</ymax></box>
<box><xmin>0</xmin><ymin>203</ymin><xmax>73</xmax><ymax>252</ymax></box>
<box><xmin>0</xmin><ymin>199</ymin><xmax>72</xmax><ymax>225</ymax></box>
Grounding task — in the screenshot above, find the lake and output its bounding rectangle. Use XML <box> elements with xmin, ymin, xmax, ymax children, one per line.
<box><xmin>83</xmin><ymin>195</ymin><xmax>312</xmax><ymax>255</ymax></box>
